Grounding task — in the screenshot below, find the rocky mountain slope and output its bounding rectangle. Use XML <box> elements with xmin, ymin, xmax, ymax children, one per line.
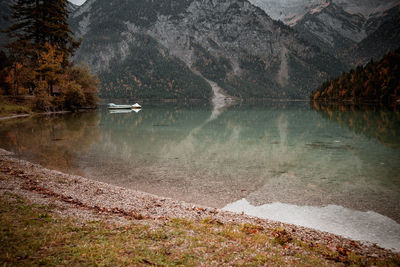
<box><xmin>0</xmin><ymin>1</ymin><xmax>12</xmax><ymax>51</ymax></box>
<box><xmin>294</xmin><ymin>3</ymin><xmax>367</xmax><ymax>56</ymax></box>
<box><xmin>252</xmin><ymin>0</ymin><xmax>400</xmax><ymax>65</ymax></box>
<box><xmin>248</xmin><ymin>0</ymin><xmax>329</xmax><ymax>26</ymax></box>
<box><xmin>341</xmin><ymin>5</ymin><xmax>400</xmax><ymax>66</ymax></box>
<box><xmin>251</xmin><ymin>0</ymin><xmax>399</xmax><ymax>26</ymax></box>
<box><xmin>332</xmin><ymin>0</ymin><xmax>400</xmax><ymax>18</ymax></box>
<box><xmin>67</xmin><ymin>2</ymin><xmax>79</xmax><ymax>13</ymax></box>
<box><xmin>295</xmin><ymin>1</ymin><xmax>400</xmax><ymax>61</ymax></box>
<box><xmin>69</xmin><ymin>0</ymin><xmax>345</xmax><ymax>99</ymax></box>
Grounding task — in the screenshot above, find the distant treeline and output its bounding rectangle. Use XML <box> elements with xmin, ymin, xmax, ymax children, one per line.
<box><xmin>311</xmin><ymin>48</ymin><xmax>400</xmax><ymax>105</ymax></box>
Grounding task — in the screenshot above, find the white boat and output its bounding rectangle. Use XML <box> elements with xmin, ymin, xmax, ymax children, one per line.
<box><xmin>108</xmin><ymin>103</ymin><xmax>132</xmax><ymax>109</ymax></box>
<box><xmin>132</xmin><ymin>103</ymin><xmax>141</xmax><ymax>109</ymax></box>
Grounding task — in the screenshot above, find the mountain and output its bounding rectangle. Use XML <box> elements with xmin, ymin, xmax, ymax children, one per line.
<box><xmin>250</xmin><ymin>0</ymin><xmax>399</xmax><ymax>26</ymax></box>
<box><xmin>341</xmin><ymin>5</ymin><xmax>400</xmax><ymax>66</ymax></box>
<box><xmin>69</xmin><ymin>0</ymin><xmax>345</xmax><ymax>99</ymax></box>
<box><xmin>294</xmin><ymin>1</ymin><xmax>400</xmax><ymax>60</ymax></box>
<box><xmin>0</xmin><ymin>1</ymin><xmax>12</xmax><ymax>51</ymax></box>
<box><xmin>332</xmin><ymin>0</ymin><xmax>400</xmax><ymax>18</ymax></box>
<box><xmin>251</xmin><ymin>0</ymin><xmax>400</xmax><ymax>66</ymax></box>
<box><xmin>67</xmin><ymin>2</ymin><xmax>79</xmax><ymax>13</ymax></box>
<box><xmin>294</xmin><ymin>3</ymin><xmax>369</xmax><ymax>56</ymax></box>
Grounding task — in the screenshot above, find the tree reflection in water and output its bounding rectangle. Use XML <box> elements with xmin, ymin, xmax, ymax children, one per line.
<box><xmin>0</xmin><ymin>112</ymin><xmax>101</xmax><ymax>174</ymax></box>
<box><xmin>311</xmin><ymin>101</ymin><xmax>400</xmax><ymax>150</ymax></box>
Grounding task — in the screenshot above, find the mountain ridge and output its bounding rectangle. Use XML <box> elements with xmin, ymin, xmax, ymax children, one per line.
<box><xmin>252</xmin><ymin>0</ymin><xmax>400</xmax><ymax>66</ymax></box>
<box><xmin>69</xmin><ymin>0</ymin><xmax>346</xmax><ymax>99</ymax></box>
<box><xmin>250</xmin><ymin>0</ymin><xmax>400</xmax><ymax>26</ymax></box>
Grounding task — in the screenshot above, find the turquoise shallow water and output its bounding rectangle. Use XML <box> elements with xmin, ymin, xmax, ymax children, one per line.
<box><xmin>1</xmin><ymin>101</ymin><xmax>400</xmax><ymax>250</ymax></box>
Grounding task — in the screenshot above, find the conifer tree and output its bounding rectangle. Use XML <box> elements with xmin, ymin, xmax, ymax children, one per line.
<box><xmin>41</xmin><ymin>0</ymin><xmax>80</xmax><ymax>65</ymax></box>
<box><xmin>6</xmin><ymin>0</ymin><xmax>80</xmax><ymax>65</ymax></box>
<box><xmin>3</xmin><ymin>0</ymin><xmax>98</xmax><ymax>110</ymax></box>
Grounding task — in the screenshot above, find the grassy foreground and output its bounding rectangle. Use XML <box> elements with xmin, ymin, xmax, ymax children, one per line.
<box><xmin>0</xmin><ymin>193</ymin><xmax>399</xmax><ymax>266</ymax></box>
<box><xmin>0</xmin><ymin>97</ymin><xmax>32</xmax><ymax>118</ymax></box>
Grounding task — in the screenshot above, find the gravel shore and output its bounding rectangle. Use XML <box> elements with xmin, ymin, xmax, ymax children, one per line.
<box><xmin>0</xmin><ymin>148</ymin><xmax>397</xmax><ymax>260</ymax></box>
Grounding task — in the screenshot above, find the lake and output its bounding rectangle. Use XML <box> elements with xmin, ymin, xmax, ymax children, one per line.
<box><xmin>1</xmin><ymin>101</ymin><xmax>400</xmax><ymax>251</ymax></box>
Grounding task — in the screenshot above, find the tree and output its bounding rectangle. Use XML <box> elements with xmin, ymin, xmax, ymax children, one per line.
<box><xmin>6</xmin><ymin>0</ymin><xmax>80</xmax><ymax>65</ymax></box>
<box><xmin>311</xmin><ymin>48</ymin><xmax>400</xmax><ymax>105</ymax></box>
<box><xmin>66</xmin><ymin>64</ymin><xmax>99</xmax><ymax>107</ymax></box>
<box><xmin>6</xmin><ymin>0</ymin><xmax>50</xmax><ymax>62</ymax></box>
<box><xmin>36</xmin><ymin>43</ymin><xmax>64</xmax><ymax>95</ymax></box>
<box><xmin>41</xmin><ymin>0</ymin><xmax>80</xmax><ymax>65</ymax></box>
<box><xmin>0</xmin><ymin>51</ymin><xmax>13</xmax><ymax>95</ymax></box>
<box><xmin>2</xmin><ymin>0</ymin><xmax>98</xmax><ymax>111</ymax></box>
<box><xmin>5</xmin><ymin>60</ymin><xmax>36</xmax><ymax>96</ymax></box>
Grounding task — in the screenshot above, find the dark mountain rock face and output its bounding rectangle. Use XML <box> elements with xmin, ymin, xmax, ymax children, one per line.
<box><xmin>0</xmin><ymin>1</ymin><xmax>12</xmax><ymax>51</ymax></box>
<box><xmin>249</xmin><ymin>0</ymin><xmax>330</xmax><ymax>26</ymax></box>
<box><xmin>294</xmin><ymin>3</ymin><xmax>366</xmax><ymax>56</ymax></box>
<box><xmin>341</xmin><ymin>5</ymin><xmax>400</xmax><ymax>67</ymax></box>
<box><xmin>290</xmin><ymin>1</ymin><xmax>400</xmax><ymax>66</ymax></box>
<box><xmin>67</xmin><ymin>2</ymin><xmax>79</xmax><ymax>13</ymax></box>
<box><xmin>69</xmin><ymin>0</ymin><xmax>346</xmax><ymax>99</ymax></box>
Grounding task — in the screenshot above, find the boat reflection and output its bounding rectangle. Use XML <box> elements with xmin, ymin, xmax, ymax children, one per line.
<box><xmin>109</xmin><ymin>109</ymin><xmax>141</xmax><ymax>114</ymax></box>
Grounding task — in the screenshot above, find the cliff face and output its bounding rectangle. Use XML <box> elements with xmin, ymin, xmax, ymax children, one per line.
<box><xmin>294</xmin><ymin>3</ymin><xmax>367</xmax><ymax>56</ymax></box>
<box><xmin>295</xmin><ymin>2</ymin><xmax>400</xmax><ymax>61</ymax></box>
<box><xmin>69</xmin><ymin>0</ymin><xmax>345</xmax><ymax>99</ymax></box>
<box><xmin>341</xmin><ymin>5</ymin><xmax>400</xmax><ymax>67</ymax></box>
<box><xmin>248</xmin><ymin>0</ymin><xmax>329</xmax><ymax>26</ymax></box>
<box><xmin>252</xmin><ymin>0</ymin><xmax>400</xmax><ymax>66</ymax></box>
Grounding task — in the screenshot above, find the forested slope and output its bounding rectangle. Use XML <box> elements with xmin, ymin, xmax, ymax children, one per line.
<box><xmin>311</xmin><ymin>48</ymin><xmax>400</xmax><ymax>105</ymax></box>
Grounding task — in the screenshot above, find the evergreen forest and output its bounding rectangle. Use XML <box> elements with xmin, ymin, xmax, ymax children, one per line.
<box><xmin>0</xmin><ymin>0</ymin><xmax>98</xmax><ymax>111</ymax></box>
<box><xmin>311</xmin><ymin>48</ymin><xmax>400</xmax><ymax>105</ymax></box>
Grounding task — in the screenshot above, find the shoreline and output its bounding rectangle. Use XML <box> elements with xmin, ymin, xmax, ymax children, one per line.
<box><xmin>0</xmin><ymin>110</ymin><xmax>71</xmax><ymax>121</ymax></box>
<box><xmin>0</xmin><ymin>148</ymin><xmax>398</xmax><ymax>261</ymax></box>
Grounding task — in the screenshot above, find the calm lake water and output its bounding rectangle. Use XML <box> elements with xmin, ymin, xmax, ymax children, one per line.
<box><xmin>1</xmin><ymin>101</ymin><xmax>400</xmax><ymax>250</ymax></box>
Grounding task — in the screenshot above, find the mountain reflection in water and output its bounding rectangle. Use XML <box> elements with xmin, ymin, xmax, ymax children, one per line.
<box><xmin>0</xmin><ymin>102</ymin><xmax>399</xmax><ymax>249</ymax></box>
<box><xmin>311</xmin><ymin>102</ymin><xmax>400</xmax><ymax>149</ymax></box>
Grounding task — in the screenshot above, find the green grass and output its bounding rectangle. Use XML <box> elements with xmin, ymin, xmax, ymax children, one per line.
<box><xmin>0</xmin><ymin>193</ymin><xmax>399</xmax><ymax>266</ymax></box>
<box><xmin>0</xmin><ymin>97</ymin><xmax>32</xmax><ymax>117</ymax></box>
